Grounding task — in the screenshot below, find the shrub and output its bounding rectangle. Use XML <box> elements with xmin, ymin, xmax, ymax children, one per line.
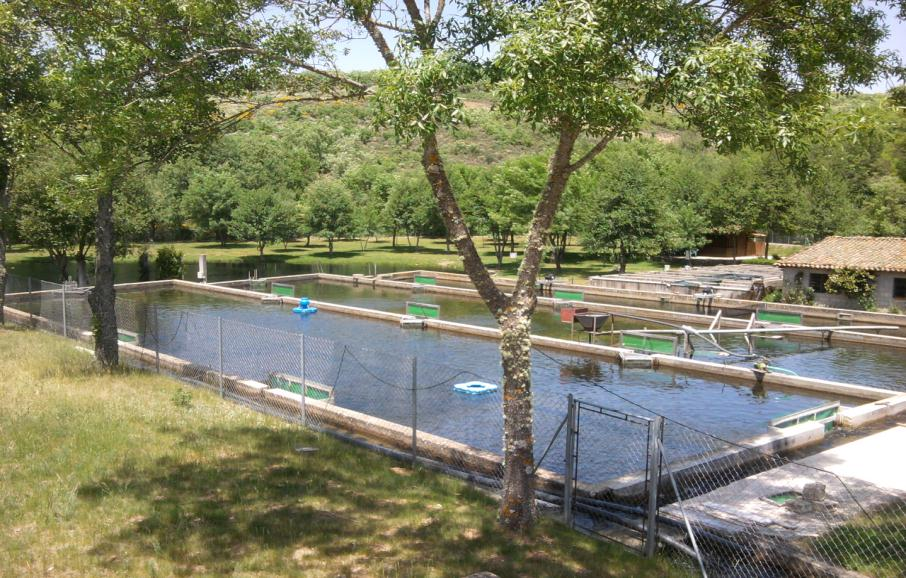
<box><xmin>778</xmin><ymin>272</ymin><xmax>815</xmax><ymax>305</ymax></box>
<box><xmin>825</xmin><ymin>267</ymin><xmax>876</xmax><ymax>311</ymax></box>
<box><xmin>155</xmin><ymin>246</ymin><xmax>184</xmax><ymax>280</ymax></box>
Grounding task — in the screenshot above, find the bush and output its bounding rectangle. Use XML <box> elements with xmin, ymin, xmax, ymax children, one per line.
<box><xmin>777</xmin><ymin>272</ymin><xmax>815</xmax><ymax>305</ymax></box>
<box><xmin>155</xmin><ymin>246</ymin><xmax>184</xmax><ymax>280</ymax></box>
<box><xmin>825</xmin><ymin>267</ymin><xmax>876</xmax><ymax>311</ymax></box>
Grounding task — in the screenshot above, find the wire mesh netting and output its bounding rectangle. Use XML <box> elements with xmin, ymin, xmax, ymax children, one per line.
<box><xmin>654</xmin><ymin>418</ymin><xmax>906</xmax><ymax>578</ymax></box>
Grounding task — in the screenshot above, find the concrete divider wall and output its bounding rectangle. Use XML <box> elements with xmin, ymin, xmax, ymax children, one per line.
<box><xmin>318</xmin><ymin>271</ymin><xmax>906</xmax><ymax>351</ymax></box>
<box><xmin>392</xmin><ymin>269</ymin><xmax>906</xmax><ymax>329</ymax></box>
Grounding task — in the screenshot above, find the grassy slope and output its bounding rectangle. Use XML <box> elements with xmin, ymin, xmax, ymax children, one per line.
<box><xmin>0</xmin><ymin>328</ymin><xmax>680</xmax><ymax>577</ymax></box>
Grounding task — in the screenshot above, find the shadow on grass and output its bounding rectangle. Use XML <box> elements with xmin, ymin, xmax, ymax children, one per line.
<box><xmin>76</xmin><ymin>425</ymin><xmax>598</xmax><ymax>576</ymax></box>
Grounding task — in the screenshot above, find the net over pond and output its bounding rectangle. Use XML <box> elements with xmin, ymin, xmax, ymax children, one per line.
<box><xmin>109</xmin><ymin>287</ymin><xmax>856</xmax><ymax>484</ymax></box>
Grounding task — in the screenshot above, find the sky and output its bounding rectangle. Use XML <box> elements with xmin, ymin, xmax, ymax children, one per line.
<box><xmin>332</xmin><ymin>4</ymin><xmax>906</xmax><ymax>94</ymax></box>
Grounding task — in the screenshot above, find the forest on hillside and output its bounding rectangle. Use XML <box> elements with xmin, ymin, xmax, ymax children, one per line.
<box><xmin>8</xmin><ymin>88</ymin><xmax>906</xmax><ymax>278</ymax></box>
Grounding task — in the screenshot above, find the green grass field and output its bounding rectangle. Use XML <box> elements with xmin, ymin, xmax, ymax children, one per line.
<box><xmin>6</xmin><ymin>237</ymin><xmax>666</xmax><ymax>283</ymax></box>
<box><xmin>0</xmin><ymin>328</ymin><xmax>681</xmax><ymax>577</ymax></box>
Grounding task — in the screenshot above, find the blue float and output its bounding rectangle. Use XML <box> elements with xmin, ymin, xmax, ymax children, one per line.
<box><xmin>453</xmin><ymin>381</ymin><xmax>498</xmax><ymax>395</ymax></box>
<box><xmin>293</xmin><ymin>297</ymin><xmax>318</xmax><ymax>315</ymax></box>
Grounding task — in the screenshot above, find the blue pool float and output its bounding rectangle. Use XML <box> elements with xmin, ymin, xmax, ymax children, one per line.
<box><xmin>293</xmin><ymin>297</ymin><xmax>318</xmax><ymax>315</ymax></box>
<box><xmin>453</xmin><ymin>381</ymin><xmax>498</xmax><ymax>395</ymax></box>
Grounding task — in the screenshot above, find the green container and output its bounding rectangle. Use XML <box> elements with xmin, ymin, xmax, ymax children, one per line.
<box><xmin>271</xmin><ymin>283</ymin><xmax>295</xmax><ymax>297</ymax></box>
<box><xmin>117</xmin><ymin>330</ymin><xmax>138</xmax><ymax>343</ymax></box>
<box><xmin>756</xmin><ymin>310</ymin><xmax>802</xmax><ymax>325</ymax></box>
<box><xmin>406</xmin><ymin>302</ymin><xmax>440</xmax><ymax>318</ymax></box>
<box><xmin>414</xmin><ymin>275</ymin><xmax>437</xmax><ymax>285</ymax></box>
<box><xmin>268</xmin><ymin>374</ymin><xmax>332</xmax><ymax>401</ymax></box>
<box><xmin>622</xmin><ymin>333</ymin><xmax>676</xmax><ymax>355</ymax></box>
<box><xmin>553</xmin><ymin>289</ymin><xmax>585</xmax><ymax>301</ymax></box>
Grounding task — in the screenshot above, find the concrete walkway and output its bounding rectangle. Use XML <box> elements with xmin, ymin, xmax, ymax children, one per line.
<box><xmin>662</xmin><ymin>424</ymin><xmax>906</xmax><ymax>541</ymax></box>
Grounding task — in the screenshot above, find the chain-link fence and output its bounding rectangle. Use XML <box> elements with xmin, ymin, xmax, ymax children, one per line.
<box><xmin>561</xmin><ymin>386</ymin><xmax>906</xmax><ymax>577</ymax></box>
<box><xmin>4</xmin><ymin>272</ymin><xmax>906</xmax><ymax>576</ymax></box>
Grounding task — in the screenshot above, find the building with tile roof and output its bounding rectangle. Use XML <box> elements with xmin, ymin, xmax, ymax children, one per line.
<box><xmin>778</xmin><ymin>236</ymin><xmax>906</xmax><ymax>309</ymax></box>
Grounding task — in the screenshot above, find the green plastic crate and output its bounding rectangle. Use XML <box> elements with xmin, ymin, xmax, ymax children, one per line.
<box><xmin>406</xmin><ymin>302</ymin><xmax>440</xmax><ymax>318</ymax></box>
<box><xmin>271</xmin><ymin>283</ymin><xmax>295</xmax><ymax>297</ymax></box>
<box><xmin>553</xmin><ymin>289</ymin><xmax>585</xmax><ymax>301</ymax></box>
<box><xmin>756</xmin><ymin>310</ymin><xmax>802</xmax><ymax>325</ymax></box>
<box><xmin>621</xmin><ymin>333</ymin><xmax>676</xmax><ymax>355</ymax></box>
<box><xmin>268</xmin><ymin>373</ymin><xmax>332</xmax><ymax>401</ymax></box>
<box><xmin>414</xmin><ymin>275</ymin><xmax>437</xmax><ymax>285</ymax></box>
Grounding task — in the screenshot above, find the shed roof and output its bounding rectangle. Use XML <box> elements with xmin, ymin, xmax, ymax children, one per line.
<box><xmin>778</xmin><ymin>236</ymin><xmax>906</xmax><ymax>273</ymax></box>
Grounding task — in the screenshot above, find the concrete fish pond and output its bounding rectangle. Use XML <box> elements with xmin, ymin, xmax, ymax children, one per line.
<box><xmin>6</xmin><ymin>277</ymin><xmax>906</xmax><ymax>490</ymax></box>
<box><xmin>17</xmin><ymin>280</ymin><xmax>901</xmax><ymax>486</ymax></box>
<box><xmin>213</xmin><ymin>274</ymin><xmax>906</xmax><ymax>392</ymax></box>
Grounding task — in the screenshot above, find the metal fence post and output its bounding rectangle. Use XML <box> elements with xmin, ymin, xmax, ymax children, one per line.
<box><xmin>154</xmin><ymin>305</ymin><xmax>160</xmax><ymax>373</ymax></box>
<box><xmin>61</xmin><ymin>282</ymin><xmax>67</xmax><ymax>338</ymax></box>
<box><xmin>299</xmin><ymin>333</ymin><xmax>306</xmax><ymax>427</ymax></box>
<box><xmin>411</xmin><ymin>356</ymin><xmax>418</xmax><ymax>464</ymax></box>
<box><xmin>563</xmin><ymin>394</ymin><xmax>577</xmax><ymax>527</ymax></box>
<box><xmin>644</xmin><ymin>415</ymin><xmax>665</xmax><ymax>558</ymax></box>
<box><xmin>218</xmin><ymin>316</ymin><xmax>224</xmax><ymax>398</ymax></box>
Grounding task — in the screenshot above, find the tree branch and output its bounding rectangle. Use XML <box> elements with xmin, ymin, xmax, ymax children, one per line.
<box><xmin>566</xmin><ymin>131</ymin><xmax>616</xmax><ymax>174</ymax></box>
<box><xmin>422</xmin><ymin>134</ymin><xmax>508</xmax><ymax>314</ymax></box>
<box><xmin>513</xmin><ymin>126</ymin><xmax>579</xmax><ymax>301</ymax></box>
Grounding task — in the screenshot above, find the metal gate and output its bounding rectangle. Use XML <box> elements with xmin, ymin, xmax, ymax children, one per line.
<box><xmin>563</xmin><ymin>395</ymin><xmax>664</xmax><ymax>556</ymax></box>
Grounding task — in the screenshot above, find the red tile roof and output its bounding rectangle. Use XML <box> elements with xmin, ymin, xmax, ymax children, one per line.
<box><xmin>778</xmin><ymin>236</ymin><xmax>906</xmax><ymax>273</ymax></box>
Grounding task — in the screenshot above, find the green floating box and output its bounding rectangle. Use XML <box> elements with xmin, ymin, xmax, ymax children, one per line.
<box><xmin>406</xmin><ymin>302</ymin><xmax>440</xmax><ymax>319</ymax></box>
<box><xmin>414</xmin><ymin>275</ymin><xmax>437</xmax><ymax>285</ymax></box>
<box><xmin>553</xmin><ymin>289</ymin><xmax>585</xmax><ymax>302</ymax></box>
<box><xmin>118</xmin><ymin>329</ymin><xmax>139</xmax><ymax>344</ymax></box>
<box><xmin>771</xmin><ymin>402</ymin><xmax>839</xmax><ymax>431</ymax></box>
<box><xmin>267</xmin><ymin>372</ymin><xmax>333</xmax><ymax>401</ymax></box>
<box><xmin>756</xmin><ymin>310</ymin><xmax>802</xmax><ymax>325</ymax></box>
<box><xmin>621</xmin><ymin>332</ymin><xmax>677</xmax><ymax>355</ymax></box>
<box><xmin>271</xmin><ymin>283</ymin><xmax>295</xmax><ymax>297</ymax></box>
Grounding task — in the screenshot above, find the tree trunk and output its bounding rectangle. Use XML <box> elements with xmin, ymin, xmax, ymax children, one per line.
<box><xmin>764</xmin><ymin>233</ymin><xmax>771</xmax><ymax>259</ymax></box>
<box><xmin>0</xmin><ymin>157</ymin><xmax>9</xmax><ymax>326</ymax></box>
<box><xmin>391</xmin><ymin>228</ymin><xmax>397</xmax><ymax>247</ymax></box>
<box><xmin>88</xmin><ymin>190</ymin><xmax>119</xmax><ymax>367</ymax></box>
<box><xmin>53</xmin><ymin>253</ymin><xmax>69</xmax><ymax>283</ymax></box>
<box><xmin>498</xmin><ymin>309</ymin><xmax>536</xmax><ymax>529</ymax></box>
<box><xmin>76</xmin><ymin>255</ymin><xmax>89</xmax><ymax>287</ymax></box>
<box><xmin>510</xmin><ymin>232</ymin><xmax>516</xmax><ymax>254</ymax></box>
<box><xmin>305</xmin><ymin>233</ymin><xmax>311</xmax><ymax>247</ymax></box>
<box><xmin>619</xmin><ymin>241</ymin><xmax>627</xmax><ymax>273</ymax></box>
<box><xmin>421</xmin><ymin>129</ymin><xmax>577</xmax><ymax>532</ymax></box>
<box><xmin>328</xmin><ymin>237</ymin><xmax>333</xmax><ymax>255</ymax></box>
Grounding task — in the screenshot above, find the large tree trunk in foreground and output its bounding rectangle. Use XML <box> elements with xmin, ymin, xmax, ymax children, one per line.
<box><xmin>88</xmin><ymin>190</ymin><xmax>119</xmax><ymax>366</ymax></box>
<box><xmin>498</xmin><ymin>309</ymin><xmax>536</xmax><ymax>527</ymax></box>
<box><xmin>422</xmin><ymin>130</ymin><xmax>577</xmax><ymax>531</ymax></box>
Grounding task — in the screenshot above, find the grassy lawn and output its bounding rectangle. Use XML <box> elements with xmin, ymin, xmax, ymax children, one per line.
<box><xmin>813</xmin><ymin>507</ymin><xmax>906</xmax><ymax>577</ymax></box>
<box><xmin>6</xmin><ymin>238</ymin><xmax>663</xmax><ymax>282</ymax></box>
<box><xmin>0</xmin><ymin>327</ymin><xmax>680</xmax><ymax>577</ymax></box>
